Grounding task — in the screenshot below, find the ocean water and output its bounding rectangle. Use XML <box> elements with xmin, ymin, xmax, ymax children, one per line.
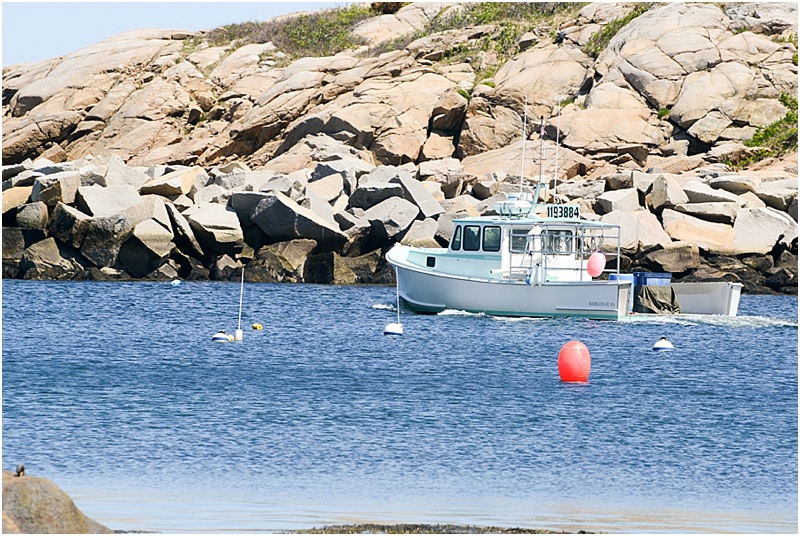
<box><xmin>2</xmin><ymin>280</ymin><xmax>797</xmax><ymax>534</ymax></box>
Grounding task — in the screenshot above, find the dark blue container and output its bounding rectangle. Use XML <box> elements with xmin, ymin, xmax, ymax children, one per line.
<box><xmin>633</xmin><ymin>271</ymin><xmax>672</xmax><ymax>286</ymax></box>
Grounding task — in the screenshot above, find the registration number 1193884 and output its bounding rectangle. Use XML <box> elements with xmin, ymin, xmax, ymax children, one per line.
<box><xmin>546</xmin><ymin>204</ymin><xmax>580</xmax><ymax>219</ymax></box>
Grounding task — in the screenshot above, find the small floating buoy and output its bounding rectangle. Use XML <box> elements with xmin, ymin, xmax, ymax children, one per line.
<box><xmin>212</xmin><ymin>330</ymin><xmax>229</xmax><ymax>343</ymax></box>
<box><xmin>384</xmin><ymin>322</ymin><xmax>403</xmax><ymax>336</ymax></box>
<box><xmin>169</xmin><ymin>279</ymin><xmax>181</xmax><ymax>286</ymax></box>
<box><xmin>653</xmin><ymin>336</ymin><xmax>674</xmax><ymax>351</ymax></box>
<box><xmin>586</xmin><ymin>251</ymin><xmax>606</xmax><ymax>278</ymax></box>
<box><xmin>558</xmin><ymin>340</ymin><xmax>591</xmax><ymax>382</ymax></box>
<box><xmin>252</xmin><ymin>323</ymin><xmax>263</xmax><ymax>330</ymax></box>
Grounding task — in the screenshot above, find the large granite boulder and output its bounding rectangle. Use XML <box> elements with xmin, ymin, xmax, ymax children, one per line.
<box><xmin>118</xmin><ymin>218</ymin><xmax>175</xmax><ymax>277</ymax></box>
<box><xmin>2</xmin><ymin>186</ymin><xmax>33</xmax><ymax>216</ymax></box>
<box><xmin>48</xmin><ymin>202</ymin><xmax>91</xmax><ymax>248</ymax></box>
<box><xmin>2</xmin><ymin>470</ymin><xmax>113</xmax><ymax>533</ymax></box>
<box><xmin>600</xmin><ymin>210</ymin><xmax>672</xmax><ymax>250</ymax></box>
<box><xmin>165</xmin><ymin>203</ymin><xmax>204</xmax><ymax>258</ymax></box>
<box><xmin>731</xmin><ymin>207</ymin><xmax>795</xmax><ymax>255</ymax></box>
<box><xmin>250</xmin><ymin>192</ymin><xmax>347</xmax><ymax>251</ymax></box>
<box><xmin>80</xmin><ymin>213</ymin><xmax>134</xmax><ymax>268</ymax></box>
<box><xmin>30</xmin><ymin>170</ymin><xmax>80</xmax><ymax>207</ymax></box>
<box><xmin>140</xmin><ymin>166</ymin><xmax>207</xmax><ymax>197</ymax></box>
<box><xmin>183</xmin><ymin>203</ymin><xmax>244</xmax><ymax>257</ymax></box>
<box><xmin>75</xmin><ymin>184</ymin><xmax>142</xmax><ymax>217</ymax></box>
<box><xmin>644</xmin><ymin>241</ymin><xmax>701</xmax><ymax>273</ymax></box>
<box><xmin>15</xmin><ymin>202</ymin><xmax>49</xmax><ymax>231</ymax></box>
<box><xmin>597</xmin><ymin>188</ymin><xmax>640</xmax><ymax>214</ymax></box>
<box><xmin>348</xmin><ymin>182</ymin><xmax>404</xmax><ymax>211</ymax></box>
<box><xmin>18</xmin><ymin>238</ymin><xmax>83</xmax><ymax>279</ymax></box>
<box><xmin>245</xmin><ymin>238</ymin><xmax>317</xmax><ymax>282</ymax></box>
<box><xmin>661</xmin><ymin>208</ymin><xmax>735</xmax><ymax>253</ymax></box>
<box><xmin>364</xmin><ymin>197</ymin><xmax>420</xmax><ymax>243</ymax></box>
<box><xmin>646</xmin><ymin>174</ymin><xmax>689</xmax><ymax>210</ymax></box>
<box><xmin>305</xmin><ymin>249</ymin><xmax>382</xmax><ymax>284</ymax></box>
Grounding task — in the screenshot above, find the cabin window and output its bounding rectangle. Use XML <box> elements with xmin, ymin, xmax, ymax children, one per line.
<box><xmin>510</xmin><ymin>229</ymin><xmax>528</xmax><ymax>253</ymax></box>
<box><xmin>482</xmin><ymin>226</ymin><xmax>501</xmax><ymax>252</ymax></box>
<box><xmin>451</xmin><ymin>226</ymin><xmax>462</xmax><ymax>250</ymax></box>
<box><xmin>547</xmin><ymin>230</ymin><xmax>574</xmax><ymax>254</ymax></box>
<box><xmin>463</xmin><ymin>225</ymin><xmax>481</xmax><ymax>251</ymax></box>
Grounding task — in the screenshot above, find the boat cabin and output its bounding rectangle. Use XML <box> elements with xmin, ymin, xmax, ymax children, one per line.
<box><xmin>415</xmin><ymin>209</ymin><xmax>622</xmax><ymax>284</ymax></box>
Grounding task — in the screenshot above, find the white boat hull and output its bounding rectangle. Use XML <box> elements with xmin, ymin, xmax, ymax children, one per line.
<box><xmin>390</xmin><ymin>251</ymin><xmax>630</xmax><ymax>320</ymax></box>
<box><xmin>387</xmin><ymin>246</ymin><xmax>743</xmax><ymax>320</ymax></box>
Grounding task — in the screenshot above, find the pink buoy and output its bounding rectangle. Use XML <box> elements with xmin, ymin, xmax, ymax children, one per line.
<box><xmin>558</xmin><ymin>341</ymin><xmax>591</xmax><ymax>382</ymax></box>
<box><xmin>586</xmin><ymin>251</ymin><xmax>606</xmax><ymax>278</ymax></box>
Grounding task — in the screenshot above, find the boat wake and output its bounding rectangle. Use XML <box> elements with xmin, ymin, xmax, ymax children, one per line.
<box><xmin>372</xmin><ymin>303</ymin><xmax>397</xmax><ymax>311</ymax></box>
<box><xmin>438</xmin><ymin>309</ymin><xmax>488</xmax><ymax>317</ymax></box>
<box><xmin>489</xmin><ymin>315</ymin><xmax>550</xmax><ymax>323</ymax></box>
<box><xmin>625</xmin><ymin>314</ymin><xmax>797</xmax><ymax>329</ymax></box>
<box><xmin>438</xmin><ymin>310</ymin><xmax>549</xmax><ymax>322</ymax></box>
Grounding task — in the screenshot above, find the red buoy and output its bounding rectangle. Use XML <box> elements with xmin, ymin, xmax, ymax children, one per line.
<box><xmin>558</xmin><ymin>341</ymin><xmax>591</xmax><ymax>382</ymax></box>
<box><xmin>586</xmin><ymin>251</ymin><xmax>606</xmax><ymax>278</ymax></box>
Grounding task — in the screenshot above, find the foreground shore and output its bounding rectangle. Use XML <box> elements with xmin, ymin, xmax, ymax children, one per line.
<box><xmin>293</xmin><ymin>524</ymin><xmax>595</xmax><ymax>534</ymax></box>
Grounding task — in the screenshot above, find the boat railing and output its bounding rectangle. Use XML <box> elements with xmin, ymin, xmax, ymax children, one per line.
<box><xmin>503</xmin><ymin>224</ymin><xmax>622</xmax><ymax>283</ymax></box>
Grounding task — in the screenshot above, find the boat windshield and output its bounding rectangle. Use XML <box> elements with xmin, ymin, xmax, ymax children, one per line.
<box><xmin>547</xmin><ymin>230</ymin><xmax>573</xmax><ymax>254</ymax></box>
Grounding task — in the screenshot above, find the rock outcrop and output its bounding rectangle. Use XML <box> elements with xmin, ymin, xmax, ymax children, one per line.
<box><xmin>2</xmin><ymin>470</ymin><xmax>113</xmax><ymax>534</ymax></box>
<box><xmin>1</xmin><ymin>2</ymin><xmax>797</xmax><ymax>293</ymax></box>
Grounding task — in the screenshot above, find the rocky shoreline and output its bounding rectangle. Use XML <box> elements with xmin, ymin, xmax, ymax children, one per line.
<box><xmin>2</xmin><ymin>2</ymin><xmax>797</xmax><ymax>294</ymax></box>
<box><xmin>4</xmin><ymin>470</ymin><xmax>595</xmax><ymax>534</ymax></box>
<box><xmin>293</xmin><ymin>524</ymin><xmax>593</xmax><ymax>534</ymax></box>
<box><xmin>2</xmin><ymin>151</ymin><xmax>796</xmax><ymax>295</ymax></box>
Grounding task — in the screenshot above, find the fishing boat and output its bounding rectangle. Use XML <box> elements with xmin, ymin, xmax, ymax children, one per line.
<box><xmin>386</xmin><ymin>104</ymin><xmax>742</xmax><ymax>321</ymax></box>
<box><xmin>385</xmin><ymin>190</ymin><xmax>742</xmax><ymax>320</ymax></box>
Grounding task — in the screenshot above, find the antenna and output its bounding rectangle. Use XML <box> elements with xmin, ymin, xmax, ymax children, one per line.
<box><xmin>519</xmin><ymin>96</ymin><xmax>528</xmax><ymax>196</ymax></box>
<box><xmin>538</xmin><ymin>116</ymin><xmax>545</xmax><ymax>187</ymax></box>
<box><xmin>554</xmin><ymin>97</ymin><xmax>562</xmax><ymax>202</ymax></box>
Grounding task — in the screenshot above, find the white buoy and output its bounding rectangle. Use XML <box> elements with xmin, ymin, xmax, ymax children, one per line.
<box><xmin>170</xmin><ymin>279</ymin><xmax>181</xmax><ymax>286</ymax></box>
<box><xmin>384</xmin><ymin>322</ymin><xmax>403</xmax><ymax>336</ymax></box>
<box><xmin>212</xmin><ymin>331</ymin><xmax>229</xmax><ymax>343</ymax></box>
<box><xmin>384</xmin><ymin>269</ymin><xmax>404</xmax><ymax>336</ymax></box>
<box><xmin>653</xmin><ymin>336</ymin><xmax>674</xmax><ymax>351</ymax></box>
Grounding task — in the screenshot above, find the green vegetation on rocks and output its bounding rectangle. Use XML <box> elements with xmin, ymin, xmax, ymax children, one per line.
<box><xmin>374</xmin><ymin>2</ymin><xmax>584</xmax><ymax>56</ymax></box>
<box><xmin>582</xmin><ymin>3</ymin><xmax>651</xmax><ymax>58</ymax></box>
<box><xmin>731</xmin><ymin>93</ymin><xmax>799</xmax><ymax>167</ymax></box>
<box><xmin>204</xmin><ymin>4</ymin><xmax>375</xmax><ymax>58</ymax></box>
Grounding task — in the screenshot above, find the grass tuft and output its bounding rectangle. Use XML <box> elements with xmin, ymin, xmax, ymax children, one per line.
<box><xmin>203</xmin><ymin>5</ymin><xmax>374</xmax><ymax>59</ymax></box>
<box><xmin>582</xmin><ymin>4</ymin><xmax>651</xmax><ymax>59</ymax></box>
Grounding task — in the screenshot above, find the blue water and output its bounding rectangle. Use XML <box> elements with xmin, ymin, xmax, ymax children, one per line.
<box><xmin>2</xmin><ymin>280</ymin><xmax>797</xmax><ymax>533</ymax></box>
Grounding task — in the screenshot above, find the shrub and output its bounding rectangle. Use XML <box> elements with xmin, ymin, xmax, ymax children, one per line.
<box><xmin>204</xmin><ymin>5</ymin><xmax>374</xmax><ymax>58</ymax></box>
<box><xmin>582</xmin><ymin>4</ymin><xmax>651</xmax><ymax>58</ymax></box>
<box><xmin>727</xmin><ymin>94</ymin><xmax>799</xmax><ymax>168</ymax></box>
<box><xmin>370</xmin><ymin>2</ymin><xmax>407</xmax><ymax>15</ymax></box>
<box><xmin>745</xmin><ymin>93</ymin><xmax>798</xmax><ymax>155</ymax></box>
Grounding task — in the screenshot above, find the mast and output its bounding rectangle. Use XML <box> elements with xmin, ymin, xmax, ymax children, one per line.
<box><xmin>554</xmin><ymin>98</ymin><xmax>562</xmax><ymax>202</ymax></box>
<box><xmin>519</xmin><ymin>97</ymin><xmax>528</xmax><ymax>196</ymax></box>
<box><xmin>538</xmin><ymin>116</ymin><xmax>544</xmax><ymax>187</ymax></box>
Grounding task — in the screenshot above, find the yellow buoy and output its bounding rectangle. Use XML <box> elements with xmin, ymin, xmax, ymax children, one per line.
<box><xmin>252</xmin><ymin>323</ymin><xmax>263</xmax><ymax>330</ymax></box>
